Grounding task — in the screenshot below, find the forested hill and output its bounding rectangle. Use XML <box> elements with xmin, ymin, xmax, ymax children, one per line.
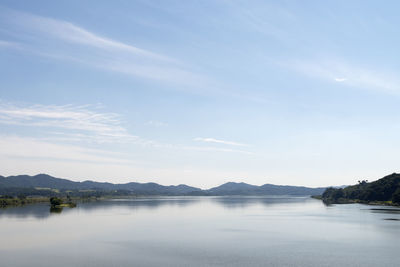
<box><xmin>321</xmin><ymin>173</ymin><xmax>400</xmax><ymax>204</ymax></box>
<box><xmin>0</xmin><ymin>174</ymin><xmax>200</xmax><ymax>196</ymax></box>
<box><xmin>206</xmin><ymin>182</ymin><xmax>325</xmax><ymax>196</ymax></box>
<box><xmin>0</xmin><ymin>174</ymin><xmax>326</xmax><ymax>196</ymax></box>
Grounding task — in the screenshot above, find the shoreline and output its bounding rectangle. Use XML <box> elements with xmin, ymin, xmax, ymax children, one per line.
<box><xmin>311</xmin><ymin>195</ymin><xmax>400</xmax><ymax>207</ymax></box>
<box><xmin>0</xmin><ymin>196</ymin><xmax>101</xmax><ymax>208</ymax></box>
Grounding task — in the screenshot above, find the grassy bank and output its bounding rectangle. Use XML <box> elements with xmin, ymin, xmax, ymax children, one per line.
<box><xmin>0</xmin><ymin>197</ymin><xmax>49</xmax><ymax>207</ymax></box>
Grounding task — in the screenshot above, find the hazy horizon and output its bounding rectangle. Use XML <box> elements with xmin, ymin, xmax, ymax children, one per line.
<box><xmin>1</xmin><ymin>1</ymin><xmax>399</xmax><ymax>188</ymax></box>
<box><xmin>1</xmin><ymin>172</ymin><xmax>345</xmax><ymax>190</ymax></box>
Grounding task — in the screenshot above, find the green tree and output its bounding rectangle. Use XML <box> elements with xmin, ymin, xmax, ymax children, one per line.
<box><xmin>392</xmin><ymin>188</ymin><xmax>400</xmax><ymax>204</ymax></box>
<box><xmin>50</xmin><ymin>197</ymin><xmax>62</xmax><ymax>206</ymax></box>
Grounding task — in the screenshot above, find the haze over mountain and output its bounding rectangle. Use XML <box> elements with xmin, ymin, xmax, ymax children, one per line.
<box><xmin>0</xmin><ymin>174</ymin><xmax>326</xmax><ymax>196</ymax></box>
<box><xmin>0</xmin><ymin>174</ymin><xmax>200</xmax><ymax>195</ymax></box>
<box><xmin>206</xmin><ymin>182</ymin><xmax>325</xmax><ymax>196</ymax></box>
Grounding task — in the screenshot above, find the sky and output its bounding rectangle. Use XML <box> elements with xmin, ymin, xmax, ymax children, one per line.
<box><xmin>1</xmin><ymin>0</ymin><xmax>400</xmax><ymax>188</ymax></box>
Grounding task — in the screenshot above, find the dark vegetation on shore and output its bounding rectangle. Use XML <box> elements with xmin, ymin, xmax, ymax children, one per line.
<box><xmin>49</xmin><ymin>196</ymin><xmax>76</xmax><ymax>213</ymax></box>
<box><xmin>0</xmin><ymin>194</ymin><xmax>87</xmax><ymax>208</ymax></box>
<box><xmin>0</xmin><ymin>195</ymin><xmax>48</xmax><ymax>207</ymax></box>
<box><xmin>320</xmin><ymin>173</ymin><xmax>400</xmax><ymax>205</ymax></box>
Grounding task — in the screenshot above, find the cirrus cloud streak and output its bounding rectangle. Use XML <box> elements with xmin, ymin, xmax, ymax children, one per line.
<box><xmin>194</xmin><ymin>137</ymin><xmax>248</xmax><ymax>147</ymax></box>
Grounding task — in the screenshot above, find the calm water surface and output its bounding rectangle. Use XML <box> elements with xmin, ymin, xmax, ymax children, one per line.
<box><xmin>1</xmin><ymin>196</ymin><xmax>400</xmax><ymax>266</ymax></box>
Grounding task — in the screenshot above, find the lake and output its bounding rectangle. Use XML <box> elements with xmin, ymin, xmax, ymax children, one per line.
<box><xmin>0</xmin><ymin>196</ymin><xmax>399</xmax><ymax>266</ymax></box>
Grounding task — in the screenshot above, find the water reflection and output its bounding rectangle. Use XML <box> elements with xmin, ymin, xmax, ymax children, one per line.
<box><xmin>0</xmin><ymin>197</ymin><xmax>201</xmax><ymax>219</ymax></box>
<box><xmin>0</xmin><ymin>203</ymin><xmax>52</xmax><ymax>219</ymax></box>
<box><xmin>369</xmin><ymin>208</ymin><xmax>400</xmax><ymax>214</ymax></box>
<box><xmin>50</xmin><ymin>206</ymin><xmax>63</xmax><ymax>213</ymax></box>
<box><xmin>1</xmin><ymin>196</ymin><xmax>400</xmax><ymax>267</ymax></box>
<box><xmin>212</xmin><ymin>196</ymin><xmax>311</xmax><ymax>208</ymax></box>
<box><xmin>0</xmin><ymin>196</ymin><xmax>315</xmax><ymax>218</ymax></box>
<box><xmin>4</xmin><ymin>196</ymin><xmax>399</xmax><ymax>220</ymax></box>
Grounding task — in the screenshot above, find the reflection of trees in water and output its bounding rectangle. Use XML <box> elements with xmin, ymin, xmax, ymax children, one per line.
<box><xmin>0</xmin><ymin>202</ymin><xmax>76</xmax><ymax>219</ymax></box>
<box><xmin>369</xmin><ymin>208</ymin><xmax>400</xmax><ymax>214</ymax></box>
<box><xmin>0</xmin><ymin>196</ymin><xmax>313</xmax><ymax>219</ymax></box>
<box><xmin>50</xmin><ymin>206</ymin><xmax>63</xmax><ymax>213</ymax></box>
<box><xmin>0</xmin><ymin>197</ymin><xmax>201</xmax><ymax>219</ymax></box>
<box><xmin>78</xmin><ymin>197</ymin><xmax>200</xmax><ymax>212</ymax></box>
<box><xmin>211</xmin><ymin>196</ymin><xmax>311</xmax><ymax>209</ymax></box>
<box><xmin>0</xmin><ymin>203</ymin><xmax>52</xmax><ymax>219</ymax></box>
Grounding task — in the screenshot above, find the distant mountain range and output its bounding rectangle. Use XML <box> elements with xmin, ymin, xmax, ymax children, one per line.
<box><xmin>0</xmin><ymin>174</ymin><xmax>326</xmax><ymax>196</ymax></box>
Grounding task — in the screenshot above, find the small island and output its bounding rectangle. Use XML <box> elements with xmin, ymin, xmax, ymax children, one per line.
<box><xmin>50</xmin><ymin>196</ymin><xmax>77</xmax><ymax>208</ymax></box>
<box><xmin>50</xmin><ymin>196</ymin><xmax>76</xmax><ymax>213</ymax></box>
<box><xmin>318</xmin><ymin>173</ymin><xmax>400</xmax><ymax>206</ymax></box>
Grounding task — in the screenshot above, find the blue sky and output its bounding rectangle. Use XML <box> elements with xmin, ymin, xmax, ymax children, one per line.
<box><xmin>1</xmin><ymin>0</ymin><xmax>400</xmax><ymax>188</ymax></box>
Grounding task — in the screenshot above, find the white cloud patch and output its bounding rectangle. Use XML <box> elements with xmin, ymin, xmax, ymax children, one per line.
<box><xmin>0</xmin><ymin>8</ymin><xmax>271</xmax><ymax>102</ymax></box>
<box><xmin>287</xmin><ymin>59</ymin><xmax>400</xmax><ymax>94</ymax></box>
<box><xmin>0</xmin><ymin>8</ymin><xmax>208</xmax><ymax>87</ymax></box>
<box><xmin>0</xmin><ymin>101</ymin><xmax>253</xmax><ymax>155</ymax></box>
<box><xmin>194</xmin><ymin>137</ymin><xmax>247</xmax><ymax>147</ymax></box>
<box><xmin>183</xmin><ymin>145</ymin><xmax>254</xmax><ymax>155</ymax></box>
<box><xmin>19</xmin><ymin>15</ymin><xmax>170</xmax><ymax>62</ymax></box>
<box><xmin>0</xmin><ymin>101</ymin><xmax>140</xmax><ymax>144</ymax></box>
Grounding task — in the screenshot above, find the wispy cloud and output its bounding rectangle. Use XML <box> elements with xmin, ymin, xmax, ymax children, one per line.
<box><xmin>0</xmin><ymin>8</ymin><xmax>272</xmax><ymax>102</ymax></box>
<box><xmin>194</xmin><ymin>137</ymin><xmax>247</xmax><ymax>147</ymax></box>
<box><xmin>183</xmin><ymin>145</ymin><xmax>254</xmax><ymax>155</ymax></box>
<box><xmin>219</xmin><ymin>0</ymin><xmax>297</xmax><ymax>46</ymax></box>
<box><xmin>0</xmin><ymin>101</ymin><xmax>254</xmax><ymax>155</ymax></box>
<box><xmin>0</xmin><ymin>39</ymin><xmax>20</xmax><ymax>48</ymax></box>
<box><xmin>286</xmin><ymin>59</ymin><xmax>400</xmax><ymax>94</ymax></box>
<box><xmin>0</xmin><ymin>101</ymin><xmax>139</xmax><ymax>144</ymax></box>
<box><xmin>334</xmin><ymin>77</ymin><xmax>347</xmax><ymax>82</ymax></box>
<box><xmin>0</xmin><ymin>8</ymin><xmax>208</xmax><ymax>87</ymax></box>
<box><xmin>146</xmin><ymin>120</ymin><xmax>168</xmax><ymax>127</ymax></box>
<box><xmin>19</xmin><ymin>16</ymin><xmax>170</xmax><ymax>61</ymax></box>
<box><xmin>0</xmin><ymin>135</ymin><xmax>134</xmax><ymax>165</ymax></box>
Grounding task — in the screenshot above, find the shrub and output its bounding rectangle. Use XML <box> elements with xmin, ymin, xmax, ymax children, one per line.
<box><xmin>392</xmin><ymin>188</ymin><xmax>400</xmax><ymax>204</ymax></box>
<box><xmin>50</xmin><ymin>197</ymin><xmax>62</xmax><ymax>206</ymax></box>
